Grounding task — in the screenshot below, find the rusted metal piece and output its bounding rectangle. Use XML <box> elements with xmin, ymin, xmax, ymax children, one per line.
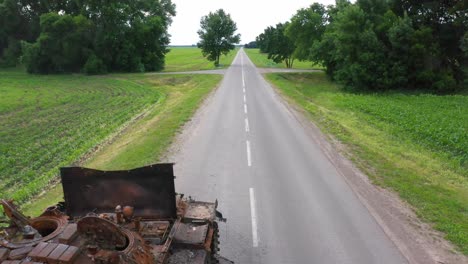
<box><xmin>0</xmin><ymin>163</ymin><xmax>231</xmax><ymax>263</ymax></box>
<box><xmin>77</xmin><ymin>216</ymin><xmax>127</xmax><ymax>250</ymax></box>
<box><xmin>36</xmin><ymin>243</ymin><xmax>58</xmax><ymax>262</ymax></box>
<box><xmin>116</xmin><ymin>205</ymin><xmax>124</xmax><ymax>224</ymax></box>
<box><xmin>58</xmin><ymin>224</ymin><xmax>77</xmax><ymax>245</ymax></box>
<box><xmin>7</xmin><ymin>246</ymin><xmax>33</xmax><ymax>260</ymax></box>
<box><xmin>0</xmin><ymin>203</ymin><xmax>68</xmax><ymax>250</ymax></box>
<box><xmin>0</xmin><ymin>200</ymin><xmax>31</xmax><ymax>229</ymax></box>
<box><xmin>57</xmin><ymin>245</ymin><xmax>80</xmax><ymax>263</ymax></box>
<box><xmin>47</xmin><ymin>243</ymin><xmax>68</xmax><ymax>264</ymax></box>
<box><xmin>0</xmin><ymin>248</ymin><xmax>9</xmax><ymax>261</ymax></box>
<box><xmin>123</xmin><ymin>206</ymin><xmax>134</xmax><ymax>222</ymax></box>
<box><xmin>27</xmin><ymin>242</ymin><xmax>47</xmax><ymax>259</ymax></box>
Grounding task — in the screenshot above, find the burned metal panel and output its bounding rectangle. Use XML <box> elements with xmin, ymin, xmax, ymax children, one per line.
<box><xmin>167</xmin><ymin>249</ymin><xmax>208</xmax><ymax>264</ymax></box>
<box><xmin>173</xmin><ymin>223</ymin><xmax>209</xmax><ymax>245</ymax></box>
<box><xmin>60</xmin><ymin>163</ymin><xmax>176</xmax><ymax>219</ymax></box>
<box><xmin>184</xmin><ymin>201</ymin><xmax>216</xmax><ymax>221</ymax></box>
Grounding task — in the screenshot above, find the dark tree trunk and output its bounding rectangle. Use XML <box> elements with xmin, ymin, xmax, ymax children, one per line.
<box><xmin>215</xmin><ymin>53</ymin><xmax>220</xmax><ymax>66</ymax></box>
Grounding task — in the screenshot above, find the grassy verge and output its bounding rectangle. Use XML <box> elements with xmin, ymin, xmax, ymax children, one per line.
<box><xmin>265</xmin><ymin>72</ymin><xmax>467</xmax><ymax>254</ymax></box>
<box><xmin>164</xmin><ymin>47</ymin><xmax>238</xmax><ymax>72</ymax></box>
<box><xmin>0</xmin><ymin>69</ymin><xmax>221</xmax><ymax>215</ymax></box>
<box><xmin>244</xmin><ymin>48</ymin><xmax>324</xmax><ymax>70</ymax></box>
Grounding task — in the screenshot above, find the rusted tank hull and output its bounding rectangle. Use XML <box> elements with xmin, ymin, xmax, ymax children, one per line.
<box><xmin>0</xmin><ymin>164</ymin><xmax>231</xmax><ymax>264</ymax></box>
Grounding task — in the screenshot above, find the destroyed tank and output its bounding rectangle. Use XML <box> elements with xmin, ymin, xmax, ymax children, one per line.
<box><xmin>0</xmin><ymin>163</ymin><xmax>232</xmax><ymax>264</ymax></box>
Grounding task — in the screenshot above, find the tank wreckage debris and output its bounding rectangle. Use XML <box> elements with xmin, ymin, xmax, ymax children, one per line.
<box><xmin>0</xmin><ymin>163</ymin><xmax>233</xmax><ymax>264</ymax></box>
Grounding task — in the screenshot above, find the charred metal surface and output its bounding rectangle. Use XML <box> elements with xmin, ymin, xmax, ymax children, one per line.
<box><xmin>60</xmin><ymin>163</ymin><xmax>177</xmax><ymax>219</ymax></box>
<box><xmin>183</xmin><ymin>202</ymin><xmax>216</xmax><ymax>222</ymax></box>
<box><xmin>174</xmin><ymin>223</ymin><xmax>209</xmax><ymax>246</ymax></box>
<box><xmin>77</xmin><ymin>216</ymin><xmax>127</xmax><ymax>250</ymax></box>
<box><xmin>167</xmin><ymin>249</ymin><xmax>208</xmax><ymax>264</ymax></box>
<box><xmin>0</xmin><ymin>163</ymin><xmax>231</xmax><ymax>264</ymax></box>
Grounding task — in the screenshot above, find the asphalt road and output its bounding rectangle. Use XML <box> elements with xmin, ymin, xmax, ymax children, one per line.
<box><xmin>173</xmin><ymin>49</ymin><xmax>407</xmax><ymax>263</ymax></box>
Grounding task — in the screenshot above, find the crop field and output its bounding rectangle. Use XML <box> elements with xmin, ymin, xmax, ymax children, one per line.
<box><xmin>266</xmin><ymin>72</ymin><xmax>468</xmax><ymax>254</ymax></box>
<box><xmin>0</xmin><ymin>69</ymin><xmax>221</xmax><ymax>208</ymax></box>
<box><xmin>164</xmin><ymin>47</ymin><xmax>238</xmax><ymax>72</ymax></box>
<box><xmin>244</xmin><ymin>48</ymin><xmax>324</xmax><ymax>70</ymax></box>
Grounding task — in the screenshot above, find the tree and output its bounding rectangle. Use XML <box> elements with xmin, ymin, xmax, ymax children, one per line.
<box><xmin>4</xmin><ymin>0</ymin><xmax>176</xmax><ymax>73</ymax></box>
<box><xmin>256</xmin><ymin>23</ymin><xmax>296</xmax><ymax>68</ymax></box>
<box><xmin>197</xmin><ymin>9</ymin><xmax>240</xmax><ymax>66</ymax></box>
<box><xmin>285</xmin><ymin>3</ymin><xmax>327</xmax><ymax>61</ymax></box>
<box><xmin>244</xmin><ymin>41</ymin><xmax>257</xmax><ymax>48</ymax></box>
<box><xmin>256</xmin><ymin>26</ymin><xmax>275</xmax><ymax>53</ymax></box>
<box><xmin>21</xmin><ymin>13</ymin><xmax>93</xmax><ymax>74</ymax></box>
<box><xmin>267</xmin><ymin>23</ymin><xmax>296</xmax><ymax>68</ymax></box>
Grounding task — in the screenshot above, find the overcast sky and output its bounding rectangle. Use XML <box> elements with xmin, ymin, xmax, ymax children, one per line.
<box><xmin>169</xmin><ymin>0</ymin><xmax>336</xmax><ymax>45</ymax></box>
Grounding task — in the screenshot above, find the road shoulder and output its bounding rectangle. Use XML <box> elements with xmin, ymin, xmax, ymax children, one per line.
<box><xmin>267</xmin><ymin>77</ymin><xmax>467</xmax><ymax>264</ymax></box>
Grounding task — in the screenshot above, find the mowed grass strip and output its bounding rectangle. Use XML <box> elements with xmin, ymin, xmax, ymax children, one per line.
<box><xmin>0</xmin><ymin>69</ymin><xmax>221</xmax><ymax>208</ymax></box>
<box><xmin>244</xmin><ymin>48</ymin><xmax>324</xmax><ymax>70</ymax></box>
<box><xmin>163</xmin><ymin>47</ymin><xmax>238</xmax><ymax>72</ymax></box>
<box><xmin>22</xmin><ymin>73</ymin><xmax>221</xmax><ymax>216</ymax></box>
<box><xmin>265</xmin><ymin>72</ymin><xmax>468</xmax><ymax>254</ymax></box>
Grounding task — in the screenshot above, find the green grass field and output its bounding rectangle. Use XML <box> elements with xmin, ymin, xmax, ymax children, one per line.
<box><xmin>164</xmin><ymin>47</ymin><xmax>238</xmax><ymax>72</ymax></box>
<box><xmin>244</xmin><ymin>48</ymin><xmax>324</xmax><ymax>70</ymax></box>
<box><xmin>0</xmin><ymin>69</ymin><xmax>221</xmax><ymax>211</ymax></box>
<box><xmin>266</xmin><ymin>72</ymin><xmax>468</xmax><ymax>254</ymax></box>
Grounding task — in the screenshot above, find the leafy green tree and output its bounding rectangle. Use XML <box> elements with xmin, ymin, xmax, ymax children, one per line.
<box><xmin>244</xmin><ymin>41</ymin><xmax>257</xmax><ymax>48</ymax></box>
<box><xmin>4</xmin><ymin>0</ymin><xmax>175</xmax><ymax>73</ymax></box>
<box><xmin>307</xmin><ymin>0</ymin><xmax>466</xmax><ymax>91</ymax></box>
<box><xmin>21</xmin><ymin>13</ymin><xmax>93</xmax><ymax>73</ymax></box>
<box><xmin>85</xmin><ymin>0</ymin><xmax>175</xmax><ymax>72</ymax></box>
<box><xmin>330</xmin><ymin>5</ymin><xmax>388</xmax><ymax>90</ymax></box>
<box><xmin>390</xmin><ymin>0</ymin><xmax>467</xmax><ymax>89</ymax></box>
<box><xmin>256</xmin><ymin>23</ymin><xmax>296</xmax><ymax>68</ymax></box>
<box><xmin>268</xmin><ymin>23</ymin><xmax>296</xmax><ymax>68</ymax></box>
<box><xmin>256</xmin><ymin>26</ymin><xmax>275</xmax><ymax>53</ymax></box>
<box><xmin>197</xmin><ymin>9</ymin><xmax>240</xmax><ymax>66</ymax></box>
<box><xmin>0</xmin><ymin>0</ymin><xmax>39</xmax><ymax>66</ymax></box>
<box><xmin>285</xmin><ymin>3</ymin><xmax>327</xmax><ymax>61</ymax></box>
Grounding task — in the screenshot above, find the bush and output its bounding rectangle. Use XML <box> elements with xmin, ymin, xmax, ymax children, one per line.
<box><xmin>20</xmin><ymin>41</ymin><xmax>48</xmax><ymax>73</ymax></box>
<box><xmin>432</xmin><ymin>71</ymin><xmax>457</xmax><ymax>93</ymax></box>
<box><xmin>0</xmin><ymin>38</ymin><xmax>21</xmax><ymax>67</ymax></box>
<box><xmin>83</xmin><ymin>54</ymin><xmax>106</xmax><ymax>75</ymax></box>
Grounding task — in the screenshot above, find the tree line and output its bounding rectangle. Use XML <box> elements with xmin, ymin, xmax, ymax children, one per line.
<box><xmin>255</xmin><ymin>0</ymin><xmax>467</xmax><ymax>92</ymax></box>
<box><xmin>0</xmin><ymin>0</ymin><xmax>175</xmax><ymax>74</ymax></box>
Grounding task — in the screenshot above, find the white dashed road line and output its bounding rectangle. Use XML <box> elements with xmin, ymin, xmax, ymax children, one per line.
<box><xmin>242</xmin><ymin>52</ymin><xmax>258</xmax><ymax>248</ymax></box>
<box><xmin>249</xmin><ymin>187</ymin><xmax>259</xmax><ymax>247</ymax></box>
<box><xmin>246</xmin><ymin>140</ymin><xmax>252</xmax><ymax>166</ymax></box>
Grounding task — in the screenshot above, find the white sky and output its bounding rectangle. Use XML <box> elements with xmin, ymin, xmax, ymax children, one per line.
<box><xmin>169</xmin><ymin>0</ymin><xmax>337</xmax><ymax>45</ymax></box>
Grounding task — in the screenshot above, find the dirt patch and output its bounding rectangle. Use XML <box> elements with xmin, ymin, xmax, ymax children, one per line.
<box><xmin>272</xmin><ymin>85</ymin><xmax>468</xmax><ymax>264</ymax></box>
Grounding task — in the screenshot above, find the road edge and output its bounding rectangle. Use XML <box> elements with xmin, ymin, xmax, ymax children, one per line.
<box><xmin>265</xmin><ymin>75</ymin><xmax>467</xmax><ymax>264</ymax></box>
